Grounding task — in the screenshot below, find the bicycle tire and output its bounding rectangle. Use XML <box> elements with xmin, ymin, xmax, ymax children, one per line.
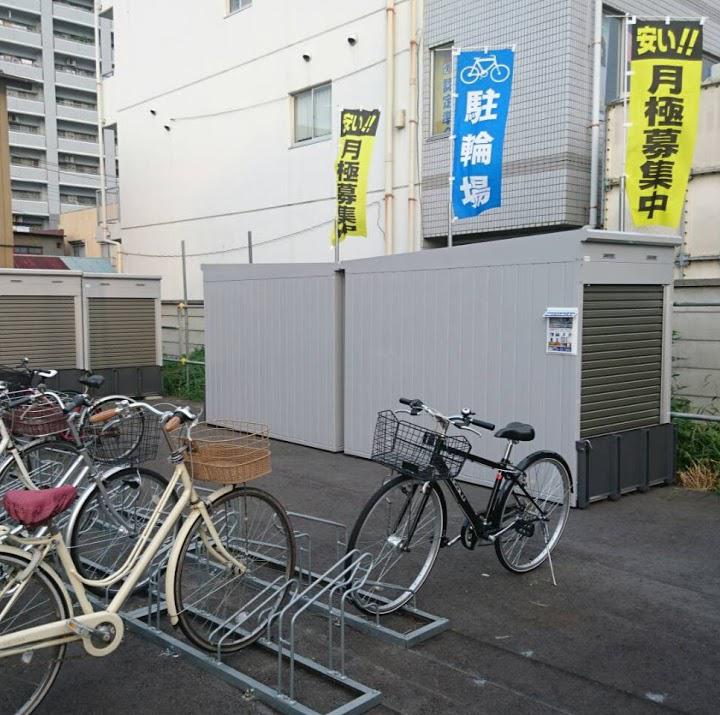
<box><xmin>0</xmin><ymin>439</ymin><xmax>82</xmax><ymax>523</ymax></box>
<box><xmin>172</xmin><ymin>486</ymin><xmax>296</xmax><ymax>653</ymax></box>
<box><xmin>347</xmin><ymin>475</ymin><xmax>444</xmax><ymax>615</ymax></box>
<box><xmin>459</xmin><ymin>64</ymin><xmax>480</xmax><ymax>84</ymax></box>
<box><xmin>0</xmin><ymin>548</ymin><xmax>72</xmax><ymax>715</ymax></box>
<box><xmin>67</xmin><ymin>466</ymin><xmax>179</xmax><ymax>595</ymax></box>
<box><xmin>494</xmin><ymin>452</ymin><xmax>571</xmax><ymax>574</ymax></box>
<box><xmin>490</xmin><ymin>63</ymin><xmax>510</xmax><ymax>82</ymax></box>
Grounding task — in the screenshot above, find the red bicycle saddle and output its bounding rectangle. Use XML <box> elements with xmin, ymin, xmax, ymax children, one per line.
<box><xmin>3</xmin><ymin>485</ymin><xmax>78</xmax><ymax>528</ymax></box>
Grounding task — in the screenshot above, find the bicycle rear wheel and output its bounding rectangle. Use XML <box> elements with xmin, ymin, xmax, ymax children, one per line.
<box><xmin>68</xmin><ymin>466</ymin><xmax>178</xmax><ymax>594</ymax></box>
<box><xmin>0</xmin><ymin>550</ymin><xmax>71</xmax><ymax>715</ymax></box>
<box><xmin>173</xmin><ymin>486</ymin><xmax>296</xmax><ymax>653</ymax></box>
<box><xmin>347</xmin><ymin>475</ymin><xmax>444</xmax><ymax>615</ymax></box>
<box><xmin>494</xmin><ymin>453</ymin><xmax>571</xmax><ymax>573</ymax></box>
<box><xmin>0</xmin><ymin>439</ymin><xmax>81</xmax><ymax>523</ymax></box>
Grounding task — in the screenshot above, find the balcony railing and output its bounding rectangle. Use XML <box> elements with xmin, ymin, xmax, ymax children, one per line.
<box><xmin>54</xmin><ymin>31</ymin><xmax>93</xmax><ymax>45</ymax></box>
<box><xmin>0</xmin><ymin>54</ymin><xmax>39</xmax><ymax>66</ymax></box>
<box><xmin>60</xmin><ymin>195</ymin><xmax>96</xmax><ymax>206</ymax></box>
<box><xmin>0</xmin><ymin>17</ymin><xmax>39</xmax><ymax>32</ymax></box>
<box><xmin>56</xmin><ymin>97</ymin><xmax>96</xmax><ymax>110</ymax></box>
<box><xmin>58</xmin><ymin>129</ymin><xmax>97</xmax><ymax>141</ymax></box>
<box><xmin>55</xmin><ymin>64</ymin><xmax>94</xmax><ymax>77</ymax></box>
<box><xmin>9</xmin><ymin>123</ymin><xmax>41</xmax><ymax>134</ymax></box>
<box><xmin>59</xmin><ymin>163</ymin><xmax>98</xmax><ymax>175</ymax></box>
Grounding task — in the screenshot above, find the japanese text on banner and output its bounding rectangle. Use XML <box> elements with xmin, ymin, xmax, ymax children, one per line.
<box><xmin>451</xmin><ymin>49</ymin><xmax>514</xmax><ymax>219</ymax></box>
<box><xmin>626</xmin><ymin>20</ymin><xmax>702</xmax><ymax>228</ymax></box>
<box><xmin>334</xmin><ymin>109</ymin><xmax>380</xmax><ymax>244</ymax></box>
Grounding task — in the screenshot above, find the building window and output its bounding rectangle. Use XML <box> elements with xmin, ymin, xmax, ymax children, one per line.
<box><xmin>14</xmin><ymin>246</ymin><xmax>43</xmax><ymax>255</ymax></box>
<box><xmin>228</xmin><ymin>0</ymin><xmax>251</xmax><ymax>14</ymax></box>
<box><xmin>431</xmin><ymin>44</ymin><xmax>453</xmax><ymax>135</ymax></box>
<box><xmin>293</xmin><ymin>83</ymin><xmax>331</xmax><ymax>144</ymax></box>
<box><xmin>702</xmin><ymin>52</ymin><xmax>720</xmax><ymax>81</ymax></box>
<box><xmin>601</xmin><ymin>11</ymin><xmax>624</xmax><ymax>104</ymax></box>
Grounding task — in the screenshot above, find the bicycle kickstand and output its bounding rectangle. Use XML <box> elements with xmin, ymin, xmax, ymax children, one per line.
<box><xmin>542</xmin><ymin>524</ymin><xmax>557</xmax><ymax>587</ymax></box>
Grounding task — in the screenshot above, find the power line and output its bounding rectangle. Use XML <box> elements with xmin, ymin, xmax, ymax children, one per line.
<box><xmin>119</xmin><ymin>201</ymin><xmax>383</xmax><ymax>258</ymax></box>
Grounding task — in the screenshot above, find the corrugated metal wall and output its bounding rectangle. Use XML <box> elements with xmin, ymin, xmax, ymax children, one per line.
<box><xmin>88</xmin><ymin>298</ymin><xmax>158</xmax><ymax>369</ymax></box>
<box><xmin>343</xmin><ymin>236</ymin><xmax>582</xmax><ymax>486</ymax></box>
<box><xmin>0</xmin><ymin>295</ymin><xmax>77</xmax><ymax>368</ymax></box>
<box><xmin>580</xmin><ymin>284</ymin><xmax>664</xmax><ymax>437</ymax></box>
<box><xmin>204</xmin><ymin>264</ymin><xmax>344</xmax><ymax>451</ymax></box>
<box><xmin>673</xmin><ymin>279</ymin><xmax>720</xmax><ymax>411</ymax></box>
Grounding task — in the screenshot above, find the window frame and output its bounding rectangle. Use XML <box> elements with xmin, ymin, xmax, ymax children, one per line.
<box><xmin>430</xmin><ymin>42</ymin><xmax>454</xmax><ymax>137</ymax></box>
<box><xmin>291</xmin><ymin>82</ymin><xmax>332</xmax><ymax>146</ymax></box>
<box><xmin>226</xmin><ymin>0</ymin><xmax>251</xmax><ymax>17</ymax></box>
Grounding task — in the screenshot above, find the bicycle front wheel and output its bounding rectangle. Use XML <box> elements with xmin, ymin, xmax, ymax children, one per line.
<box><xmin>0</xmin><ymin>439</ymin><xmax>81</xmax><ymax>523</ymax></box>
<box><xmin>173</xmin><ymin>486</ymin><xmax>296</xmax><ymax>653</ymax></box>
<box><xmin>68</xmin><ymin>466</ymin><xmax>178</xmax><ymax>594</ymax></box>
<box><xmin>494</xmin><ymin>453</ymin><xmax>571</xmax><ymax>573</ymax></box>
<box><xmin>347</xmin><ymin>475</ymin><xmax>444</xmax><ymax>615</ymax></box>
<box><xmin>0</xmin><ymin>550</ymin><xmax>72</xmax><ymax>715</ymax></box>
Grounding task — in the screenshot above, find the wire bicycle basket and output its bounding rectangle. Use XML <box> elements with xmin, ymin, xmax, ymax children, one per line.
<box><xmin>0</xmin><ymin>365</ymin><xmax>33</xmax><ymax>393</ymax></box>
<box><xmin>176</xmin><ymin>420</ymin><xmax>271</xmax><ymax>485</ymax></box>
<box><xmin>4</xmin><ymin>393</ymin><xmax>68</xmax><ymax>438</ymax></box>
<box><xmin>371</xmin><ymin>410</ymin><xmax>471</xmax><ymax>480</ymax></box>
<box><xmin>83</xmin><ymin>405</ymin><xmax>160</xmax><ymax>465</ymax></box>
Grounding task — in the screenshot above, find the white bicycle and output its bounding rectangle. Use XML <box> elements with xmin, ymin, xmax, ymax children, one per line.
<box><xmin>460</xmin><ymin>54</ymin><xmax>511</xmax><ymax>84</ymax></box>
<box><xmin>0</xmin><ymin>403</ymin><xmax>296</xmax><ymax>714</ymax></box>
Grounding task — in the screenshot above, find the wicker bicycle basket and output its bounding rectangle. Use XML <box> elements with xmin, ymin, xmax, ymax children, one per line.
<box><xmin>181</xmin><ymin>421</ymin><xmax>271</xmax><ymax>484</ymax></box>
<box><xmin>371</xmin><ymin>410</ymin><xmax>471</xmax><ymax>481</ymax></box>
<box><xmin>5</xmin><ymin>394</ymin><xmax>69</xmax><ymax>438</ymax></box>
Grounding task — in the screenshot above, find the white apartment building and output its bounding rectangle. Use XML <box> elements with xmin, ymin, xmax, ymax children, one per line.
<box><xmin>0</xmin><ymin>0</ymin><xmax>115</xmax><ymax>232</ymax></box>
<box><xmin>104</xmin><ymin>0</ymin><xmax>420</xmax><ymax>299</ymax></box>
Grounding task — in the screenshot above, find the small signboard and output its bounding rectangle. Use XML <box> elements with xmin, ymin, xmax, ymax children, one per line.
<box><xmin>543</xmin><ymin>307</ymin><xmax>578</xmax><ymax>355</ymax></box>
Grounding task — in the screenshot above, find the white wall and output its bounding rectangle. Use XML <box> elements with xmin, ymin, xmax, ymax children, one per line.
<box><xmin>108</xmin><ymin>0</ymin><xmax>421</xmax><ymax>299</ymax></box>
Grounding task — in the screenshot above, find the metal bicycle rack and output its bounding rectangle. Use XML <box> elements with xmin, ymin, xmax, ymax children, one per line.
<box><xmin>80</xmin><ymin>506</ymin><xmax>451</xmax><ymax>715</ymax></box>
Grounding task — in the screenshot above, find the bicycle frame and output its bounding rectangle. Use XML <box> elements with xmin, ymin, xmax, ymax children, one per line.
<box><xmin>0</xmin><ymin>457</ymin><xmax>243</xmax><ymax>659</ymax></box>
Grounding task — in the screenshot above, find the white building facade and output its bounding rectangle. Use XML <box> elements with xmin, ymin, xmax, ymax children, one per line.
<box><xmin>105</xmin><ymin>0</ymin><xmax>421</xmax><ymax>299</ymax></box>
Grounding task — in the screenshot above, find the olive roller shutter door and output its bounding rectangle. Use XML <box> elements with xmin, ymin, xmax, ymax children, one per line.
<box><xmin>0</xmin><ymin>295</ymin><xmax>77</xmax><ymax>368</ymax></box>
<box><xmin>581</xmin><ymin>284</ymin><xmax>664</xmax><ymax>438</ymax></box>
<box><xmin>88</xmin><ymin>297</ymin><xmax>157</xmax><ymax>369</ymax></box>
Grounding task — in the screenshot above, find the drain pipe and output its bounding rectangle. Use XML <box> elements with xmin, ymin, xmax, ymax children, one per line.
<box><xmin>407</xmin><ymin>0</ymin><xmax>419</xmax><ymax>252</ymax></box>
<box><xmin>384</xmin><ymin>0</ymin><xmax>395</xmax><ymax>255</ymax></box>
<box><xmin>94</xmin><ymin>1</ymin><xmax>110</xmax><ymax>248</ymax></box>
<box><xmin>588</xmin><ymin>0</ymin><xmax>603</xmax><ymax>228</ymax></box>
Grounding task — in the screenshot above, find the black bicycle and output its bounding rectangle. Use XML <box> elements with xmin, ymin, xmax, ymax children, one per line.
<box><xmin>347</xmin><ymin>397</ymin><xmax>572</xmax><ymax>615</ymax></box>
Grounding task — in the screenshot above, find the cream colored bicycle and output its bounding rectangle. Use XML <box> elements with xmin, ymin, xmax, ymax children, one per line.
<box><xmin>0</xmin><ymin>403</ymin><xmax>296</xmax><ymax>715</ymax></box>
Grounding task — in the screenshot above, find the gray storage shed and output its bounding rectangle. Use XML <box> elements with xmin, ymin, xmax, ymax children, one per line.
<box><xmin>343</xmin><ymin>228</ymin><xmax>677</xmax><ymax>506</ymax></box>
<box><xmin>0</xmin><ymin>269</ymin><xmax>162</xmax><ymax>396</ymax></box>
<box><xmin>204</xmin><ymin>264</ymin><xmax>344</xmax><ymax>451</ymax></box>
<box><xmin>203</xmin><ymin>227</ymin><xmax>677</xmax><ymax>507</ymax></box>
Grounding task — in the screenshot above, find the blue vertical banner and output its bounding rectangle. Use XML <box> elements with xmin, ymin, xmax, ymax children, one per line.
<box><xmin>451</xmin><ymin>49</ymin><xmax>515</xmax><ymax>219</ymax></box>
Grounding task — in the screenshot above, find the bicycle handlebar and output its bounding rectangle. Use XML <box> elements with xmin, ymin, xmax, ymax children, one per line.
<box><xmin>397</xmin><ymin>397</ymin><xmax>495</xmax><ymax>432</ymax></box>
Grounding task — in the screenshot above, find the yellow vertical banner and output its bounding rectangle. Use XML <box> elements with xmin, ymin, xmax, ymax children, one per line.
<box><xmin>626</xmin><ymin>20</ymin><xmax>703</xmax><ymax>228</ymax></box>
<box><xmin>334</xmin><ymin>109</ymin><xmax>380</xmax><ymax>244</ymax></box>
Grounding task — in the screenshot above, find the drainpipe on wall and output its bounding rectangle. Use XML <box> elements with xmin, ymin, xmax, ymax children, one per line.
<box><xmin>94</xmin><ymin>2</ymin><xmax>110</xmax><ymax>249</ymax></box>
<box><xmin>588</xmin><ymin>0</ymin><xmax>603</xmax><ymax>228</ymax></box>
<box><xmin>407</xmin><ymin>0</ymin><xmax>419</xmax><ymax>252</ymax></box>
<box><xmin>384</xmin><ymin>0</ymin><xmax>395</xmax><ymax>255</ymax></box>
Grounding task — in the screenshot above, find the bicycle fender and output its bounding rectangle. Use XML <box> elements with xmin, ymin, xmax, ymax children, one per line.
<box><xmin>0</xmin><ymin>544</ymin><xmax>74</xmax><ymax>618</ymax></box>
<box><xmin>516</xmin><ymin>451</ymin><xmax>574</xmax><ymax>493</ymax></box>
<box><xmin>164</xmin><ymin>484</ymin><xmax>235</xmax><ymax>626</ymax></box>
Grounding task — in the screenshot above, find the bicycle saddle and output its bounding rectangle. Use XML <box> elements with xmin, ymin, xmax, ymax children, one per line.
<box><xmin>494</xmin><ymin>422</ymin><xmax>535</xmax><ymax>442</ymax></box>
<box><xmin>3</xmin><ymin>486</ymin><xmax>78</xmax><ymax>528</ymax></box>
<box><xmin>78</xmin><ymin>373</ymin><xmax>105</xmax><ymax>389</ymax></box>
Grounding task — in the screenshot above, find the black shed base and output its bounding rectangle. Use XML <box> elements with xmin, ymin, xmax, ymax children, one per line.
<box><xmin>575</xmin><ymin>423</ymin><xmax>675</xmax><ymax>508</ymax></box>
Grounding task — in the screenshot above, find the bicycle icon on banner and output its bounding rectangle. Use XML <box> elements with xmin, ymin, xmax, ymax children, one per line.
<box><xmin>460</xmin><ymin>54</ymin><xmax>511</xmax><ymax>84</ymax></box>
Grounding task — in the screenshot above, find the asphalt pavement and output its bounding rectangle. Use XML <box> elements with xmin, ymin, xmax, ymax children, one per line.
<box><xmin>35</xmin><ymin>437</ymin><xmax>720</xmax><ymax>715</ymax></box>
